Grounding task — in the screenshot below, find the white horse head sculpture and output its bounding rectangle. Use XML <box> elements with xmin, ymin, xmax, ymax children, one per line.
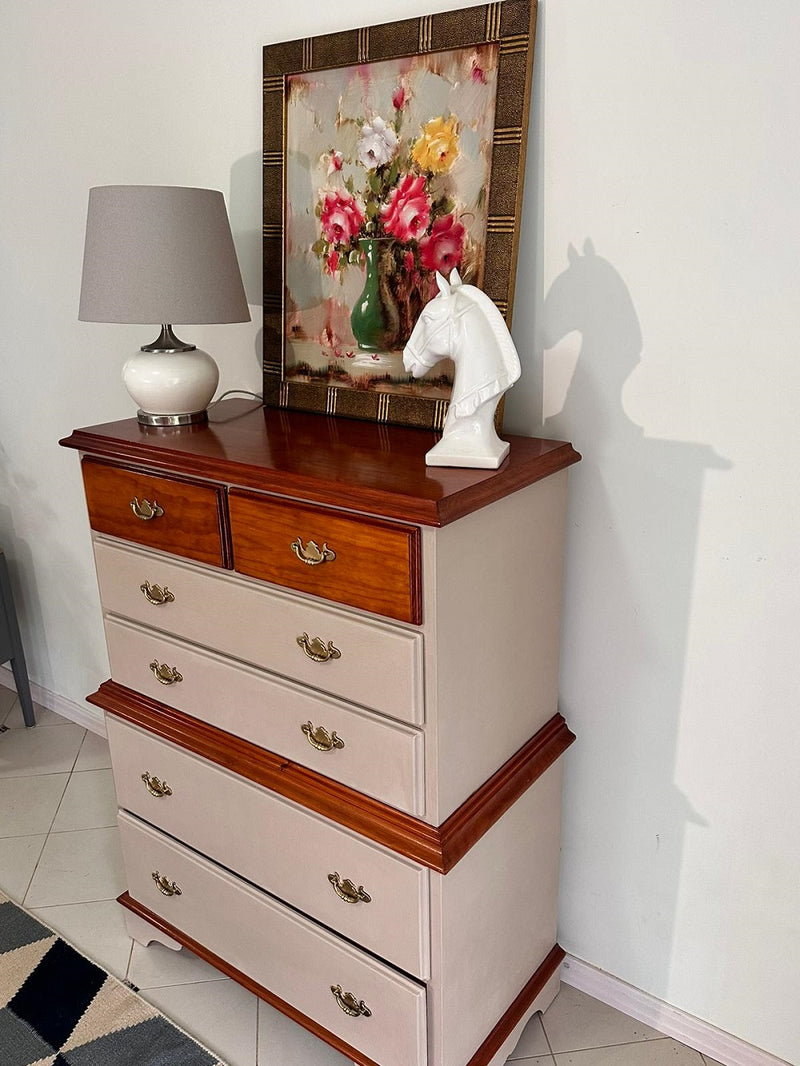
<box><xmin>403</xmin><ymin>269</ymin><xmax>521</xmax><ymax>468</ymax></box>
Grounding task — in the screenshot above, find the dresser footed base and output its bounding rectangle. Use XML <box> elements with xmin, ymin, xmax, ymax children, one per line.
<box><xmin>122</xmin><ymin>902</ymin><xmax>183</xmax><ymax>951</ymax></box>
<box><xmin>117</xmin><ymin>890</ymin><xmax>563</xmax><ymax>1066</ymax></box>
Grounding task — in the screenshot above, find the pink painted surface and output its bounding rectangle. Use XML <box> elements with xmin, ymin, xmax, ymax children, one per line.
<box><xmin>93</xmin><ymin>537</ymin><xmax>424</xmax><ymax>723</ymax></box>
<box><xmin>103</xmin><ymin>612</ymin><xmax>424</xmax><ymax>815</ymax></box>
<box><xmin>109</xmin><ymin>717</ymin><xmax>430</xmax><ymax>979</ymax></box>
<box><xmin>118</xmin><ymin>811</ymin><xmax>427</xmax><ymax>1066</ymax></box>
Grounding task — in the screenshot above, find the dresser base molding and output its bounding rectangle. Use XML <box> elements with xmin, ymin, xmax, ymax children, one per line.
<box><xmin>90</xmin><ymin>680</ymin><xmax>574</xmax><ymax>873</ymax></box>
<box><xmin>119</xmin><ymin>890</ymin><xmax>563</xmax><ymax>1066</ymax></box>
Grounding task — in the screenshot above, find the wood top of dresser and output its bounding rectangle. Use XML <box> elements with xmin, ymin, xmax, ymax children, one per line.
<box><xmin>60</xmin><ymin>400</ymin><xmax>580</xmax><ymax>527</ymax></box>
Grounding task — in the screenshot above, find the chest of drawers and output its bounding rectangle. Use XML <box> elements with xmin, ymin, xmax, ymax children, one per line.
<box><xmin>61</xmin><ymin>402</ymin><xmax>579</xmax><ymax>1066</ymax></box>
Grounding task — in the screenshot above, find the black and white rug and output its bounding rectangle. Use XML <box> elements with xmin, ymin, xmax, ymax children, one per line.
<box><xmin>0</xmin><ymin>890</ymin><xmax>227</xmax><ymax>1065</ymax></box>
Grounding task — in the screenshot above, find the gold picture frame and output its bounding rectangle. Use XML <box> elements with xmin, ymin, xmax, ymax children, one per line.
<box><xmin>263</xmin><ymin>0</ymin><xmax>537</xmax><ymax>429</ymax></box>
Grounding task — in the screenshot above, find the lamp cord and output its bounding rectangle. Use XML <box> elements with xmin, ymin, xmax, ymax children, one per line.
<box><xmin>206</xmin><ymin>390</ymin><xmax>264</xmax><ymax>422</ymax></box>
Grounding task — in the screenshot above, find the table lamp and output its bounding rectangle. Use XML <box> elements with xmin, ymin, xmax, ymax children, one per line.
<box><xmin>79</xmin><ymin>185</ymin><xmax>250</xmax><ymax>426</ymax></box>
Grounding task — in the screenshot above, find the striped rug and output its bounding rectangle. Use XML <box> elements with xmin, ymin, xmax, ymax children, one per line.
<box><xmin>0</xmin><ymin>890</ymin><xmax>227</xmax><ymax>1065</ymax></box>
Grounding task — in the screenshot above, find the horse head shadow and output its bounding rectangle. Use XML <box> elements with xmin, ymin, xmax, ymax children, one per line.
<box><xmin>543</xmin><ymin>238</ymin><xmax>643</xmax><ymax>445</ymax></box>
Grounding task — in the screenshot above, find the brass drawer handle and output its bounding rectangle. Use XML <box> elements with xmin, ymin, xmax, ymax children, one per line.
<box><xmin>142</xmin><ymin>771</ymin><xmax>172</xmax><ymax>798</ymax></box>
<box><xmin>152</xmin><ymin>871</ymin><xmax>182</xmax><ymax>897</ymax></box>
<box><xmin>290</xmin><ymin>537</ymin><xmax>336</xmax><ymax>565</ymax></box>
<box><xmin>297</xmin><ymin>633</ymin><xmax>341</xmax><ymax>663</ymax></box>
<box><xmin>328</xmin><ymin>872</ymin><xmax>371</xmax><ymax>905</ymax></box>
<box><xmin>131</xmin><ymin>497</ymin><xmax>164</xmax><ymax>521</ymax></box>
<box><xmin>330</xmin><ymin>985</ymin><xmax>371</xmax><ymax>1018</ymax></box>
<box><xmin>149</xmin><ymin>660</ymin><xmax>183</xmax><ymax>685</ymax></box>
<box><xmin>140</xmin><ymin>581</ymin><xmax>174</xmax><ymax>606</ymax></box>
<box><xmin>302</xmin><ymin>721</ymin><xmax>344</xmax><ymax>752</ymax></box>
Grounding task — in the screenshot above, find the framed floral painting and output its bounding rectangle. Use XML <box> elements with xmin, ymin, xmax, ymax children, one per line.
<box><xmin>263</xmin><ymin>0</ymin><xmax>537</xmax><ymax>429</ymax></box>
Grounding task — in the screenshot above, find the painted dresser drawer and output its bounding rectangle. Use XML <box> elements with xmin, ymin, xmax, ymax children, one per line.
<box><xmin>104</xmin><ymin>615</ymin><xmax>424</xmax><ymax>815</ymax></box>
<box><xmin>81</xmin><ymin>458</ymin><xmax>227</xmax><ymax>567</ymax></box>
<box><xmin>118</xmin><ymin>810</ymin><xmax>428</xmax><ymax>1066</ymax></box>
<box><xmin>93</xmin><ymin>537</ymin><xmax>424</xmax><ymax>724</ymax></box>
<box><xmin>229</xmin><ymin>489</ymin><xmax>421</xmax><ymax>624</ymax></box>
<box><xmin>109</xmin><ymin>717</ymin><xmax>430</xmax><ymax>978</ymax></box>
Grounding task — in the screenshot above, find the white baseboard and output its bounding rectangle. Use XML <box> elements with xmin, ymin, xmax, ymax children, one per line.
<box><xmin>562</xmin><ymin>955</ymin><xmax>791</xmax><ymax>1066</ymax></box>
<box><xmin>0</xmin><ymin>666</ymin><xmax>105</xmax><ymax>736</ymax></box>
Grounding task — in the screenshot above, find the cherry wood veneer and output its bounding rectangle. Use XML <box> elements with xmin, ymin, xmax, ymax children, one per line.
<box><xmin>81</xmin><ymin>456</ymin><xmax>229</xmax><ymax>568</ymax></box>
<box><xmin>89</xmin><ymin>679</ymin><xmax>575</xmax><ymax>874</ymax></box>
<box><xmin>228</xmin><ymin>488</ymin><xmax>422</xmax><ymax>624</ymax></box>
<box><xmin>60</xmin><ymin>400</ymin><xmax>580</xmax><ymax>527</ymax></box>
<box><xmin>119</xmin><ymin>889</ymin><xmax>564</xmax><ymax>1066</ymax></box>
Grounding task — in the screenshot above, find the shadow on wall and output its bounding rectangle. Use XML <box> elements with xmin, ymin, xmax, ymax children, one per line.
<box><xmin>542</xmin><ymin>240</ymin><xmax>730</xmax><ymax>995</ymax></box>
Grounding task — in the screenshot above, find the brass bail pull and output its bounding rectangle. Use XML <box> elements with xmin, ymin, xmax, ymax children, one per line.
<box><xmin>140</xmin><ymin>581</ymin><xmax>175</xmax><ymax>606</ymax></box>
<box><xmin>328</xmin><ymin>872</ymin><xmax>371</xmax><ymax>904</ymax></box>
<box><xmin>131</xmin><ymin>497</ymin><xmax>164</xmax><ymax>521</ymax></box>
<box><xmin>330</xmin><ymin>984</ymin><xmax>371</xmax><ymax>1018</ymax></box>
<box><xmin>152</xmin><ymin>871</ymin><xmax>182</xmax><ymax>897</ymax></box>
<box><xmin>296</xmin><ymin>633</ymin><xmax>341</xmax><ymax>663</ymax></box>
<box><xmin>290</xmin><ymin>537</ymin><xmax>336</xmax><ymax>565</ymax></box>
<box><xmin>301</xmin><ymin>721</ymin><xmax>344</xmax><ymax>752</ymax></box>
<box><xmin>149</xmin><ymin>660</ymin><xmax>183</xmax><ymax>685</ymax></box>
<box><xmin>142</xmin><ymin>771</ymin><xmax>172</xmax><ymax>798</ymax></box>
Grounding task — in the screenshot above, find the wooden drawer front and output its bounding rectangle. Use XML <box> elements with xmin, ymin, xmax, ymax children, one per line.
<box><xmin>229</xmin><ymin>490</ymin><xmax>421</xmax><ymax>624</ymax></box>
<box><xmin>118</xmin><ymin>812</ymin><xmax>428</xmax><ymax>1066</ymax></box>
<box><xmin>104</xmin><ymin>616</ymin><xmax>424</xmax><ymax>816</ymax></box>
<box><xmin>81</xmin><ymin>458</ymin><xmax>226</xmax><ymax>568</ymax></box>
<box><xmin>94</xmin><ymin>538</ymin><xmax>424</xmax><ymax>724</ymax></box>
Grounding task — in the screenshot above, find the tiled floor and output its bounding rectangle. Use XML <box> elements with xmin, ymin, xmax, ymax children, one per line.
<box><xmin>0</xmin><ymin>684</ymin><xmax>724</xmax><ymax>1066</ymax></box>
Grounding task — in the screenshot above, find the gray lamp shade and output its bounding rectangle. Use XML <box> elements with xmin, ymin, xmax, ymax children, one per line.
<box><xmin>78</xmin><ymin>185</ymin><xmax>250</xmax><ymax>325</ymax></box>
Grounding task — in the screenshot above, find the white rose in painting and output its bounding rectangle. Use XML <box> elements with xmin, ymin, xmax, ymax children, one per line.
<box><xmin>357</xmin><ymin>116</ymin><xmax>398</xmax><ymax>169</ymax></box>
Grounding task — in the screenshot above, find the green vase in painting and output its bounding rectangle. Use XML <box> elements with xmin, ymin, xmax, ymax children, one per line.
<box><xmin>350</xmin><ymin>238</ymin><xmax>399</xmax><ymax>351</ymax></box>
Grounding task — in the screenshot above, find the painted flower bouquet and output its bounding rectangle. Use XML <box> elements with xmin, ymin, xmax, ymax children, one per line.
<box><xmin>312</xmin><ymin>86</ymin><xmax>474</xmax><ymax>348</ymax></box>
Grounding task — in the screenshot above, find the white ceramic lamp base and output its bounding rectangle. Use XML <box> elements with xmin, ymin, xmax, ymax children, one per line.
<box><xmin>122</xmin><ymin>347</ymin><xmax>219</xmax><ymax>426</ymax></box>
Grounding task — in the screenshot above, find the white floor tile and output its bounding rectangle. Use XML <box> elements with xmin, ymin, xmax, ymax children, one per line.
<box><xmin>509</xmin><ymin>1059</ymin><xmax>553</xmax><ymax>1066</ymax></box>
<box><xmin>143</xmin><ymin>978</ymin><xmax>258</xmax><ymax>1066</ymax></box>
<box><xmin>0</xmin><ymin>684</ymin><xmax>18</xmax><ymax>721</ymax></box>
<box><xmin>0</xmin><ymin>773</ymin><xmax>69</xmax><ymax>837</ymax></box>
<box><xmin>74</xmin><ymin>729</ymin><xmax>112</xmax><ymax>770</ymax></box>
<box><xmin>509</xmin><ymin>1012</ymin><xmax>552</xmax><ymax>1059</ymax></box>
<box><xmin>0</xmin><ymin>833</ymin><xmax>47</xmax><ymax>902</ymax></box>
<box><xmin>554</xmin><ymin>1038</ymin><xmax>704</xmax><ymax>1064</ymax></box>
<box><xmin>0</xmin><ymin>721</ymin><xmax>86</xmax><ymax>778</ymax></box>
<box><xmin>543</xmin><ymin>985</ymin><xmax>665</xmax><ymax>1054</ymax></box>
<box><xmin>24</xmin><ymin>825</ymin><xmax>126</xmax><ymax>907</ymax></box>
<box><xmin>3</xmin><ymin>699</ymin><xmax>64</xmax><ymax>728</ymax></box>
<box><xmin>31</xmin><ymin>898</ymin><xmax>133</xmax><ymax>979</ymax></box>
<box><xmin>257</xmin><ymin>1001</ymin><xmax>353</xmax><ymax>1066</ymax></box>
<box><xmin>51</xmin><ymin>768</ymin><xmax>117</xmax><ymax>831</ymax></box>
<box><xmin>128</xmin><ymin>938</ymin><xmax>229</xmax><ymax>990</ymax></box>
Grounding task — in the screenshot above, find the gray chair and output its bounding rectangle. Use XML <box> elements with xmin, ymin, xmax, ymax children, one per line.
<box><xmin>0</xmin><ymin>549</ymin><xmax>35</xmax><ymax>727</ymax></box>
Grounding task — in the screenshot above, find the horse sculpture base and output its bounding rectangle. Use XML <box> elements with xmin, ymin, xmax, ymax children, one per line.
<box><xmin>426</xmin><ymin>439</ymin><xmax>510</xmax><ymax>468</ymax></box>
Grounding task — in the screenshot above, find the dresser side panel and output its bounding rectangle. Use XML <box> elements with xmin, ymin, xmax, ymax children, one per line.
<box><xmin>427</xmin><ymin>762</ymin><xmax>564</xmax><ymax>1066</ymax></box>
<box><xmin>430</xmin><ymin>471</ymin><xmax>569</xmax><ymax>820</ymax></box>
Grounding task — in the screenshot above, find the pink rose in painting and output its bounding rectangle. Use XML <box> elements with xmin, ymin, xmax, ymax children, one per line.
<box><xmin>320</xmin><ymin>190</ymin><xmax>364</xmax><ymax>245</ymax></box>
<box><xmin>418</xmin><ymin>214</ymin><xmax>465</xmax><ymax>274</ymax></box>
<box><xmin>381</xmin><ymin>175</ymin><xmax>431</xmax><ymax>242</ymax></box>
<box><xmin>327</xmin><ymin>149</ymin><xmax>343</xmax><ymax>174</ymax></box>
<box><xmin>326</xmin><ymin>248</ymin><xmax>340</xmax><ymax>273</ymax></box>
<box><xmin>392</xmin><ymin>85</ymin><xmax>406</xmax><ymax>110</ymax></box>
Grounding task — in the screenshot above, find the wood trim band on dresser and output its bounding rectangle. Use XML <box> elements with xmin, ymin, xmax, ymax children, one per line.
<box><xmin>59</xmin><ymin>402</ymin><xmax>581</xmax><ymax>528</ymax></box>
<box><xmin>119</xmin><ymin>889</ymin><xmax>564</xmax><ymax>1066</ymax></box>
<box><xmin>90</xmin><ymin>680</ymin><xmax>575</xmax><ymax>873</ymax></box>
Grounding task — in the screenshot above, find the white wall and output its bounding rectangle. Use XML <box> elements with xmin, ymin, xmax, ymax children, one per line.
<box><xmin>1</xmin><ymin>1</ymin><xmax>797</xmax><ymax>1062</ymax></box>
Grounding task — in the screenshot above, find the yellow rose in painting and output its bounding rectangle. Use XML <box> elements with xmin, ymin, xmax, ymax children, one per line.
<box><xmin>411</xmin><ymin>116</ymin><xmax>459</xmax><ymax>174</ymax></box>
